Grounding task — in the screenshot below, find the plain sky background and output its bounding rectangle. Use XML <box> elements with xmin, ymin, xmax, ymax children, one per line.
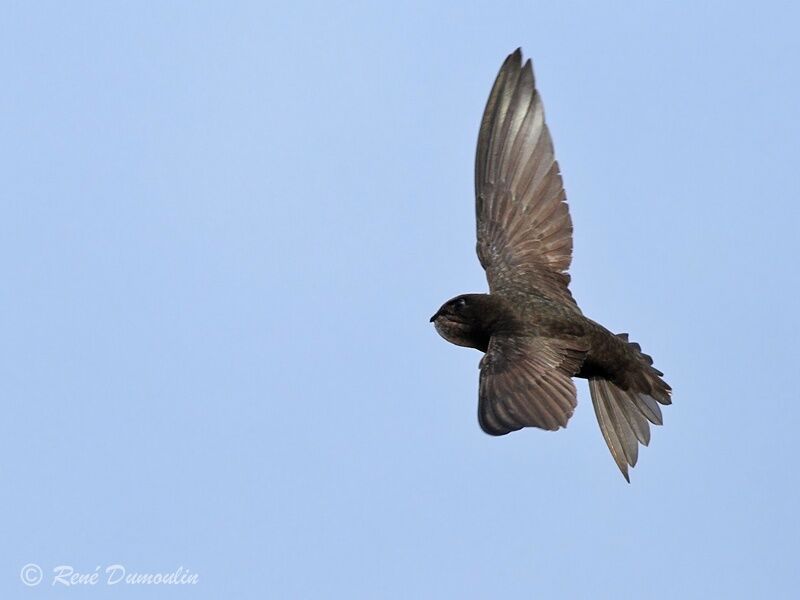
<box><xmin>2</xmin><ymin>1</ymin><xmax>799</xmax><ymax>598</ymax></box>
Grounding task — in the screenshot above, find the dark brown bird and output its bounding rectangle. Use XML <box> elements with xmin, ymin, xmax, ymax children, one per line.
<box><xmin>430</xmin><ymin>49</ymin><xmax>671</xmax><ymax>481</ymax></box>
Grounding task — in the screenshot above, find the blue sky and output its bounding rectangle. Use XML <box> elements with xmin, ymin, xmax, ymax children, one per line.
<box><xmin>2</xmin><ymin>1</ymin><xmax>799</xmax><ymax>598</ymax></box>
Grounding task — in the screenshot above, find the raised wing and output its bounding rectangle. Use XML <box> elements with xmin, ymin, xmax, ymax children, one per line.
<box><xmin>475</xmin><ymin>49</ymin><xmax>577</xmax><ymax>309</ymax></box>
<box><xmin>479</xmin><ymin>334</ymin><xmax>587</xmax><ymax>434</ymax></box>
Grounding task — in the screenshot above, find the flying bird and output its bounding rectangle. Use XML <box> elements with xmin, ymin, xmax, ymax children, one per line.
<box><xmin>430</xmin><ymin>49</ymin><xmax>672</xmax><ymax>481</ymax></box>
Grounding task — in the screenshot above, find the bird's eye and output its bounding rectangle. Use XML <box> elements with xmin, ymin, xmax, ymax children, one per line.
<box><xmin>454</xmin><ymin>298</ymin><xmax>467</xmax><ymax>310</ymax></box>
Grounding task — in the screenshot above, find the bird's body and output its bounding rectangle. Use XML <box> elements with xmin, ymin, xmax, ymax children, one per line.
<box><xmin>433</xmin><ymin>292</ymin><xmax>659</xmax><ymax>388</ymax></box>
<box><xmin>431</xmin><ymin>49</ymin><xmax>671</xmax><ymax>480</ymax></box>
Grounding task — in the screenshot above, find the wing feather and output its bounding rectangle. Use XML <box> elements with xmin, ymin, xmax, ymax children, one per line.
<box><xmin>478</xmin><ymin>335</ymin><xmax>587</xmax><ymax>435</ymax></box>
<box><xmin>475</xmin><ymin>49</ymin><xmax>577</xmax><ymax>309</ymax></box>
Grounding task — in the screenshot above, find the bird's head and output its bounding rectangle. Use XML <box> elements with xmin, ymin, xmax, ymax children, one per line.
<box><xmin>430</xmin><ymin>294</ymin><xmax>493</xmax><ymax>350</ymax></box>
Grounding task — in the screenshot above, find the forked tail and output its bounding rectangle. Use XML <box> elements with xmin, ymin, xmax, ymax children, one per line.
<box><xmin>588</xmin><ymin>334</ymin><xmax>672</xmax><ymax>481</ymax></box>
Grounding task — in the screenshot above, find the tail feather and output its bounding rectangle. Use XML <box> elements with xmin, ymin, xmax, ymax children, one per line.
<box><xmin>589</xmin><ymin>335</ymin><xmax>672</xmax><ymax>481</ymax></box>
<box><xmin>629</xmin><ymin>387</ymin><xmax>663</xmax><ymax>426</ymax></box>
<box><xmin>617</xmin><ymin>390</ymin><xmax>651</xmax><ymax>445</ymax></box>
<box><xmin>590</xmin><ymin>379</ymin><xmax>636</xmax><ymax>481</ymax></box>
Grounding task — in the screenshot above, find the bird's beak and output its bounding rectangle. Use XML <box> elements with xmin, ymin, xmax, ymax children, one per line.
<box><xmin>429</xmin><ymin>310</ymin><xmax>440</xmax><ymax>323</ymax></box>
